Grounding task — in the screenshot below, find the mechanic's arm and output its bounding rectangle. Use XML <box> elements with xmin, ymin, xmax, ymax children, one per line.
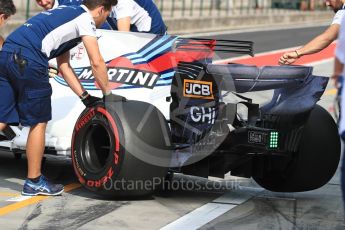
<box><xmin>57</xmin><ymin>51</ymin><xmax>102</xmax><ymax>107</ymax></box>
<box><xmin>56</xmin><ymin>51</ymin><xmax>85</xmax><ymax>97</ymax></box>
<box><xmin>333</xmin><ymin>21</ymin><xmax>345</xmax><ymax>87</ymax></box>
<box><xmin>117</xmin><ymin>16</ymin><xmax>131</xmax><ymax>31</ymax></box>
<box><xmin>81</xmin><ymin>35</ymin><xmax>110</xmax><ymax>94</ymax></box>
<box><xmin>279</xmin><ymin>24</ymin><xmax>340</xmax><ymax>65</ymax></box>
<box><xmin>332</xmin><ymin>57</ymin><xmax>344</xmax><ymax>87</ymax></box>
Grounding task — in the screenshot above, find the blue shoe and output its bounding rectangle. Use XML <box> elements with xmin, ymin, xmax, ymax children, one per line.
<box><xmin>22</xmin><ymin>175</ymin><xmax>64</xmax><ymax>196</ymax></box>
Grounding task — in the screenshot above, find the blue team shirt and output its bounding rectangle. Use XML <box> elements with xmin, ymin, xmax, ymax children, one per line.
<box><xmin>58</xmin><ymin>0</ymin><xmax>82</xmax><ymax>5</ymax></box>
<box><xmin>2</xmin><ymin>5</ymin><xmax>96</xmax><ymax>67</ymax></box>
<box><xmin>107</xmin><ymin>0</ymin><xmax>166</xmax><ymax>34</ymax></box>
<box><xmin>54</xmin><ymin>0</ymin><xmax>165</xmax><ymax>34</ymax></box>
<box><xmin>56</xmin><ymin>0</ymin><xmax>110</xmax><ymax>29</ymax></box>
<box><xmin>133</xmin><ymin>0</ymin><xmax>166</xmax><ymax>34</ymax></box>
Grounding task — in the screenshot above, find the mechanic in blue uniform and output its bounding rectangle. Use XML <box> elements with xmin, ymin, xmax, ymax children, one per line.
<box><xmin>334</xmin><ymin>5</ymin><xmax>345</xmax><ymax>210</ymax></box>
<box><xmin>107</xmin><ymin>0</ymin><xmax>167</xmax><ymax>35</ymax></box>
<box><xmin>36</xmin><ymin>0</ymin><xmax>112</xmax><ymax>30</ymax></box>
<box><xmin>36</xmin><ymin>0</ymin><xmax>167</xmax><ymax>35</ymax></box>
<box><xmin>0</xmin><ymin>0</ymin><xmax>120</xmax><ymax>196</ymax></box>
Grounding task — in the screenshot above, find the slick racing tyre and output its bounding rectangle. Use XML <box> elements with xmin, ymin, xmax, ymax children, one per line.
<box><xmin>72</xmin><ymin>101</ymin><xmax>172</xmax><ymax>197</ymax></box>
<box><xmin>253</xmin><ymin>105</ymin><xmax>341</xmax><ymax>192</ymax></box>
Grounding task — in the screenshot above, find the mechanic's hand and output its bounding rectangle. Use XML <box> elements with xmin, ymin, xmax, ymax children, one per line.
<box><xmin>81</xmin><ymin>94</ymin><xmax>102</xmax><ymax>107</ymax></box>
<box><xmin>278</xmin><ymin>51</ymin><xmax>299</xmax><ymax>65</ymax></box>
<box><xmin>103</xmin><ymin>93</ymin><xmax>127</xmax><ymax>103</ymax></box>
<box><xmin>48</xmin><ymin>66</ymin><xmax>58</xmax><ymax>78</ymax></box>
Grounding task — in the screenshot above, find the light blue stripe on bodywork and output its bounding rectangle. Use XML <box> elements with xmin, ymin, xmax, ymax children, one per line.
<box><xmin>160</xmin><ymin>72</ymin><xmax>175</xmax><ymax>79</ymax></box>
<box><xmin>54</xmin><ymin>77</ymin><xmax>68</xmax><ymax>86</ymax></box>
<box><xmin>132</xmin><ymin>38</ymin><xmax>178</xmax><ymax>64</ymax></box>
<box><xmin>55</xmin><ymin>76</ymin><xmax>95</xmax><ymax>87</ymax></box>
<box><xmin>127</xmin><ymin>35</ymin><xmax>171</xmax><ymax>60</ymax></box>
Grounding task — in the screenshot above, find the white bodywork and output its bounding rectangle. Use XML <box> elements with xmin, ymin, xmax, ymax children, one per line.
<box><xmin>1</xmin><ymin>30</ymin><xmax>175</xmax><ymax>156</ymax></box>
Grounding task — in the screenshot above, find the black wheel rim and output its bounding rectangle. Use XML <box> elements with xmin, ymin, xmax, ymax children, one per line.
<box><xmin>81</xmin><ymin>121</ymin><xmax>112</xmax><ymax>174</ymax></box>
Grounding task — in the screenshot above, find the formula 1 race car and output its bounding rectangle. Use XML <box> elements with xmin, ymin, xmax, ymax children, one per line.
<box><xmin>0</xmin><ymin>30</ymin><xmax>340</xmax><ymax>197</ymax></box>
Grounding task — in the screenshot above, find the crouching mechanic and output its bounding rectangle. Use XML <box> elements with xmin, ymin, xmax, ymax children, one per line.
<box><xmin>108</xmin><ymin>0</ymin><xmax>167</xmax><ymax>35</ymax></box>
<box><xmin>36</xmin><ymin>0</ymin><xmax>167</xmax><ymax>35</ymax></box>
<box><xmin>0</xmin><ymin>0</ymin><xmax>123</xmax><ymax>196</ymax></box>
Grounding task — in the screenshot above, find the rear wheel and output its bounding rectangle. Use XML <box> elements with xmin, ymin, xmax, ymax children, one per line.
<box><xmin>72</xmin><ymin>101</ymin><xmax>172</xmax><ymax>197</ymax></box>
<box><xmin>253</xmin><ymin>105</ymin><xmax>341</xmax><ymax>192</ymax></box>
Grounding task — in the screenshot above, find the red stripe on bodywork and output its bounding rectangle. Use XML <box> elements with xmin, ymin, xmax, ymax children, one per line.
<box><xmin>107</xmin><ymin>51</ymin><xmax>213</xmax><ymax>73</ymax></box>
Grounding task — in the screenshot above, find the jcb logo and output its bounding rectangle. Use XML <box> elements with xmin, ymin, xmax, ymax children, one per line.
<box><xmin>183</xmin><ymin>79</ymin><xmax>214</xmax><ymax>99</ymax></box>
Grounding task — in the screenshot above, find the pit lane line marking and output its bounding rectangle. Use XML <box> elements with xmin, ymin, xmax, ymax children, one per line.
<box><xmin>214</xmin><ymin>42</ymin><xmax>336</xmax><ymax>67</ymax></box>
<box><xmin>0</xmin><ymin>183</ymin><xmax>81</xmax><ymax>216</ymax></box>
<box><xmin>325</xmin><ymin>89</ymin><xmax>337</xmax><ymax>96</ymax></box>
<box><xmin>160</xmin><ymin>187</ymin><xmax>264</xmax><ymax>230</ymax></box>
<box><xmin>0</xmin><ymin>193</ymin><xmax>18</xmax><ymax>197</ymax></box>
<box><xmin>213</xmin><ymin>46</ymin><xmax>300</xmax><ymax>64</ymax></box>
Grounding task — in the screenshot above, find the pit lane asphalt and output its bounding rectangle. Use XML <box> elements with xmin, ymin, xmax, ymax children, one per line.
<box><xmin>198</xmin><ymin>25</ymin><xmax>328</xmax><ymax>59</ymax></box>
<box><xmin>0</xmin><ymin>25</ymin><xmax>344</xmax><ymax>229</ymax></box>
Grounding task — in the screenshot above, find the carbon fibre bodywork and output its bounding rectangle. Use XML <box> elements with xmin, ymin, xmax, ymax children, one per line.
<box><xmin>169</xmin><ymin>61</ymin><xmax>329</xmax><ymax>177</ymax></box>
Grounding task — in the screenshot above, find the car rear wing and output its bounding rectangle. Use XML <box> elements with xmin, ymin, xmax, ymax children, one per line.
<box><xmin>206</xmin><ymin>63</ymin><xmax>313</xmax><ymax>92</ymax></box>
<box><xmin>175</xmin><ymin>38</ymin><xmax>254</xmax><ymax>56</ymax></box>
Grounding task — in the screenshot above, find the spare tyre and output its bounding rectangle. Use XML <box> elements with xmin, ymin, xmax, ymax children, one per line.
<box><xmin>71</xmin><ymin>100</ymin><xmax>172</xmax><ymax>197</ymax></box>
